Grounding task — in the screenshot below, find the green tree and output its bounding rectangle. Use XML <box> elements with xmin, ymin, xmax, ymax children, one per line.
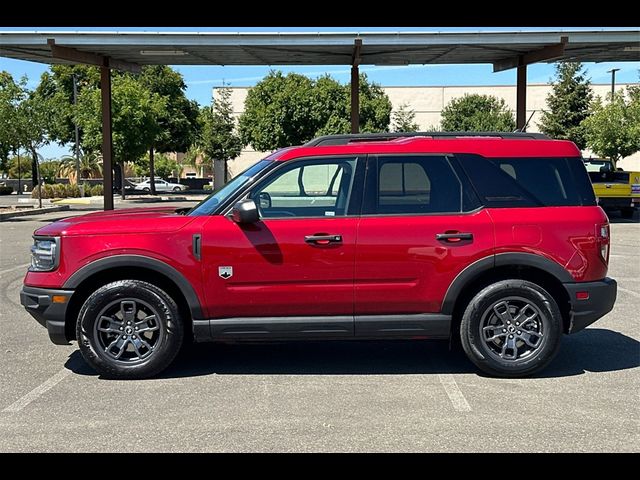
<box><xmin>139</xmin><ymin>66</ymin><xmax>200</xmax><ymax>194</ymax></box>
<box><xmin>153</xmin><ymin>153</ymin><xmax>182</xmax><ymax>179</ymax></box>
<box><xmin>0</xmin><ymin>72</ymin><xmax>26</xmax><ymax>172</ymax></box>
<box><xmin>538</xmin><ymin>62</ymin><xmax>593</xmax><ymax>148</ymax></box>
<box><xmin>391</xmin><ymin>103</ymin><xmax>420</xmax><ymax>132</ymax></box>
<box><xmin>583</xmin><ymin>90</ymin><xmax>640</xmax><ymax>165</ymax></box>
<box><xmin>75</xmin><ymin>74</ymin><xmax>165</xmax><ymax>199</ymax></box>
<box><xmin>440</xmin><ymin>94</ymin><xmax>515</xmax><ymax>132</ymax></box>
<box><xmin>34</xmin><ymin>65</ymin><xmax>100</xmax><ymax>150</ymax></box>
<box><xmin>39</xmin><ymin>160</ymin><xmax>60</xmax><ymax>184</ymax></box>
<box><xmin>201</xmin><ymin>85</ymin><xmax>243</xmax><ymax>187</ymax></box>
<box><xmin>240</xmin><ymin>71</ymin><xmax>317</xmax><ymax>151</ymax></box>
<box><xmin>7</xmin><ymin>155</ymin><xmax>32</xmax><ymax>179</ymax></box>
<box><xmin>58</xmin><ymin>152</ymin><xmax>103</xmax><ymax>180</ymax></box>
<box><xmin>239</xmin><ymin>71</ymin><xmax>392</xmax><ymax>150</ymax></box>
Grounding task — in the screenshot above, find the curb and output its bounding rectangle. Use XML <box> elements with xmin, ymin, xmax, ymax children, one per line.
<box><xmin>0</xmin><ymin>205</ymin><xmax>71</xmax><ymax>221</ymax></box>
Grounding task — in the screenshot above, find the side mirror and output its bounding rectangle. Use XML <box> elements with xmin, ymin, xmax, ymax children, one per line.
<box><xmin>232</xmin><ymin>199</ymin><xmax>259</xmax><ymax>224</ymax></box>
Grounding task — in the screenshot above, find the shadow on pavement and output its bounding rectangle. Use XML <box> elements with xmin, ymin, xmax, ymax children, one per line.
<box><xmin>64</xmin><ymin>328</ymin><xmax>639</xmax><ymax>380</ymax></box>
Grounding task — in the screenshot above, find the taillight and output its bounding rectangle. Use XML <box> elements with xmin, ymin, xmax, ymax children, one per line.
<box><xmin>597</xmin><ymin>223</ymin><xmax>610</xmax><ymax>264</ymax></box>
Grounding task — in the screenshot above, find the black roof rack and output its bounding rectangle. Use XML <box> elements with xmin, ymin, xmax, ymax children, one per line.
<box><xmin>304</xmin><ymin>131</ymin><xmax>549</xmax><ymax>147</ymax></box>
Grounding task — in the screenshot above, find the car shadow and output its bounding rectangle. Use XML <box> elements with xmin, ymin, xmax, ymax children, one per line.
<box><xmin>64</xmin><ymin>328</ymin><xmax>639</xmax><ymax>380</ymax></box>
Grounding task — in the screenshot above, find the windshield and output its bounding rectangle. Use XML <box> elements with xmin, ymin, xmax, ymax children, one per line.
<box><xmin>188</xmin><ymin>160</ymin><xmax>273</xmax><ymax>216</ymax></box>
<box><xmin>583</xmin><ymin>159</ymin><xmax>612</xmax><ymax>173</ymax></box>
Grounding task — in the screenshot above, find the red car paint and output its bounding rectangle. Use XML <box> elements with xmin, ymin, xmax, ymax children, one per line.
<box><xmin>24</xmin><ymin>137</ymin><xmax>610</xmax><ymax>322</ymax></box>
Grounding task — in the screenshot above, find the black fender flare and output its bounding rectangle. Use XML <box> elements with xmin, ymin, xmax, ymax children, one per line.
<box><xmin>63</xmin><ymin>254</ymin><xmax>204</xmax><ymax>319</ymax></box>
<box><xmin>441</xmin><ymin>252</ymin><xmax>573</xmax><ymax>315</ymax></box>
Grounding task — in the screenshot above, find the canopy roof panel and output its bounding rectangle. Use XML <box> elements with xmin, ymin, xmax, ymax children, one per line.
<box><xmin>1</xmin><ymin>30</ymin><xmax>638</xmax><ymax>68</ymax></box>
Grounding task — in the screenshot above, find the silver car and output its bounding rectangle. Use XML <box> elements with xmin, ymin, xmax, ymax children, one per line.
<box><xmin>134</xmin><ymin>179</ymin><xmax>187</xmax><ymax>193</ymax></box>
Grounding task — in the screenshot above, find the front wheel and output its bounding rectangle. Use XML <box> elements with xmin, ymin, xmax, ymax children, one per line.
<box><xmin>77</xmin><ymin>280</ymin><xmax>184</xmax><ymax>379</ymax></box>
<box><xmin>173</xmin><ymin>186</ymin><xmax>181</xmax><ymax>192</ymax></box>
<box><xmin>460</xmin><ymin>279</ymin><xmax>562</xmax><ymax>377</ymax></box>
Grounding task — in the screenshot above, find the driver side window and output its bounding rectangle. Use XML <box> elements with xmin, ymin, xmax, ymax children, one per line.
<box><xmin>250</xmin><ymin>157</ymin><xmax>357</xmax><ymax>218</ymax></box>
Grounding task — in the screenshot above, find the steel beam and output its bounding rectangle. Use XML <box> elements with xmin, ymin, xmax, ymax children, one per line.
<box><xmin>100</xmin><ymin>64</ymin><xmax>114</xmax><ymax>211</ymax></box>
<box><xmin>493</xmin><ymin>37</ymin><xmax>568</xmax><ymax>72</ymax></box>
<box><xmin>47</xmin><ymin>39</ymin><xmax>141</xmax><ymax>74</ymax></box>
<box><xmin>516</xmin><ymin>60</ymin><xmax>527</xmax><ymax>130</ymax></box>
<box><xmin>350</xmin><ymin>39</ymin><xmax>362</xmax><ymax>134</ymax></box>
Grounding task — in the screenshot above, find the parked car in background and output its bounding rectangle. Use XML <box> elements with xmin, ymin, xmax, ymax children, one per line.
<box><xmin>134</xmin><ymin>179</ymin><xmax>188</xmax><ymax>193</ymax></box>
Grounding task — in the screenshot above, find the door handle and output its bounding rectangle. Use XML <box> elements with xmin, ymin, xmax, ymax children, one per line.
<box><xmin>436</xmin><ymin>232</ymin><xmax>473</xmax><ymax>242</ymax></box>
<box><xmin>304</xmin><ymin>234</ymin><xmax>343</xmax><ymax>245</ymax></box>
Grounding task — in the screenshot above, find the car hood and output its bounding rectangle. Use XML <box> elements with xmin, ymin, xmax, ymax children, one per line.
<box><xmin>34</xmin><ymin>206</ymin><xmax>197</xmax><ymax>237</ymax></box>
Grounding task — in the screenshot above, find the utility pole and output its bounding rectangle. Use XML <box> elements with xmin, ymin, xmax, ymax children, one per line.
<box><xmin>72</xmin><ymin>75</ymin><xmax>81</xmax><ymax>191</ymax></box>
<box><xmin>607</xmin><ymin>68</ymin><xmax>620</xmax><ymax>99</ymax></box>
<box><xmin>16</xmin><ymin>149</ymin><xmax>21</xmax><ymax>196</ymax></box>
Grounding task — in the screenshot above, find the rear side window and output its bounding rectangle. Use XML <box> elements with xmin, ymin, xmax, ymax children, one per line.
<box><xmin>364</xmin><ymin>155</ymin><xmax>463</xmax><ymax>214</ymax></box>
<box><xmin>457</xmin><ymin>154</ymin><xmax>596</xmax><ymax>207</ymax></box>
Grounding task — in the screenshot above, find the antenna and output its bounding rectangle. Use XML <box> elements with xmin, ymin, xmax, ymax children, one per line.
<box><xmin>514</xmin><ymin>110</ymin><xmax>536</xmax><ymax>133</ymax></box>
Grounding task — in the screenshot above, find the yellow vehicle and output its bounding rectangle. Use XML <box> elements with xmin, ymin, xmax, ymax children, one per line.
<box><xmin>583</xmin><ymin>158</ymin><xmax>640</xmax><ymax>218</ymax></box>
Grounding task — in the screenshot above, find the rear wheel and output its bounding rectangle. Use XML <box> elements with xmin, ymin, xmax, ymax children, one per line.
<box><xmin>77</xmin><ymin>280</ymin><xmax>184</xmax><ymax>379</ymax></box>
<box><xmin>460</xmin><ymin>279</ymin><xmax>562</xmax><ymax>377</ymax></box>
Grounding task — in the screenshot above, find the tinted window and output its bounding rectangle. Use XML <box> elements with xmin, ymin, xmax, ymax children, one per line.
<box><xmin>457</xmin><ymin>155</ymin><xmax>595</xmax><ymax>207</ymax></box>
<box><xmin>250</xmin><ymin>158</ymin><xmax>357</xmax><ymax>218</ymax></box>
<box><xmin>366</xmin><ymin>155</ymin><xmax>462</xmax><ymax>214</ymax></box>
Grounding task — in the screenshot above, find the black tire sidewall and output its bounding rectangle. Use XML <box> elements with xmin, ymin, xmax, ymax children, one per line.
<box><xmin>77</xmin><ymin>280</ymin><xmax>183</xmax><ymax>379</ymax></box>
<box><xmin>460</xmin><ymin>280</ymin><xmax>562</xmax><ymax>377</ymax></box>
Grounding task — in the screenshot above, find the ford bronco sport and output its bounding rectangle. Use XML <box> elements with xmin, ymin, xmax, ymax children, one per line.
<box><xmin>21</xmin><ymin>132</ymin><xmax>617</xmax><ymax>379</ymax></box>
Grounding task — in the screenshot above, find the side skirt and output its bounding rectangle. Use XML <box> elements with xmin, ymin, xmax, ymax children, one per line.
<box><xmin>192</xmin><ymin>314</ymin><xmax>451</xmax><ymax>342</ymax></box>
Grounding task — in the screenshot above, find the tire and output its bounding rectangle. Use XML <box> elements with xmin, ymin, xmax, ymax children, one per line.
<box><xmin>621</xmin><ymin>207</ymin><xmax>635</xmax><ymax>219</ymax></box>
<box><xmin>460</xmin><ymin>279</ymin><xmax>562</xmax><ymax>378</ymax></box>
<box><xmin>173</xmin><ymin>186</ymin><xmax>181</xmax><ymax>192</ymax></box>
<box><xmin>142</xmin><ymin>187</ymin><xmax>150</xmax><ymax>193</ymax></box>
<box><xmin>76</xmin><ymin>280</ymin><xmax>184</xmax><ymax>379</ymax></box>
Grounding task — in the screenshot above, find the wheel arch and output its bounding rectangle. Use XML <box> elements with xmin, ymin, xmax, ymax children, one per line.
<box><xmin>443</xmin><ymin>253</ymin><xmax>573</xmax><ymax>336</ymax></box>
<box><xmin>63</xmin><ymin>255</ymin><xmax>203</xmax><ymax>342</ymax></box>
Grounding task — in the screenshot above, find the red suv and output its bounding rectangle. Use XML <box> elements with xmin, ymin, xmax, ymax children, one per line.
<box><xmin>21</xmin><ymin>132</ymin><xmax>617</xmax><ymax>379</ymax></box>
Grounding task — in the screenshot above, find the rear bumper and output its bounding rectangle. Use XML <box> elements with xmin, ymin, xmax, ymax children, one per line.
<box><xmin>20</xmin><ymin>286</ymin><xmax>74</xmax><ymax>345</ymax></box>
<box><xmin>597</xmin><ymin>197</ymin><xmax>639</xmax><ymax>209</ymax></box>
<box><xmin>563</xmin><ymin>278</ymin><xmax>617</xmax><ymax>334</ymax></box>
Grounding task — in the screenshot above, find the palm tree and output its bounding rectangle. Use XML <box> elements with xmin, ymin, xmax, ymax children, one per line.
<box><xmin>58</xmin><ymin>152</ymin><xmax>103</xmax><ymax>182</ymax></box>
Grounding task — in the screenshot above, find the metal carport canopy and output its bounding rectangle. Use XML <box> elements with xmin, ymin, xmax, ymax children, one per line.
<box><xmin>1</xmin><ymin>30</ymin><xmax>639</xmax><ymax>209</ymax></box>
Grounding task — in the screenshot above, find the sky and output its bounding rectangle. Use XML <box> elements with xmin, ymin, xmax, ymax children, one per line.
<box><xmin>1</xmin><ymin>26</ymin><xmax>639</xmax><ymax>159</ymax></box>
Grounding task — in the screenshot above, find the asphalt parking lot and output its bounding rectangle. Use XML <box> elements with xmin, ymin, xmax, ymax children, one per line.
<box><xmin>0</xmin><ymin>203</ymin><xmax>638</xmax><ymax>452</ymax></box>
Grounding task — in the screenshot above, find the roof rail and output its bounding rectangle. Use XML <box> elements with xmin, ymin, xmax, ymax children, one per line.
<box><xmin>304</xmin><ymin>131</ymin><xmax>549</xmax><ymax>146</ymax></box>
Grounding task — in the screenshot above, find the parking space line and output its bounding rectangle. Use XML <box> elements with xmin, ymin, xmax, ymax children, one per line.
<box><xmin>438</xmin><ymin>374</ymin><xmax>472</xmax><ymax>412</ymax></box>
<box><xmin>618</xmin><ymin>287</ymin><xmax>640</xmax><ymax>299</ymax></box>
<box><xmin>2</xmin><ymin>369</ymin><xmax>70</xmax><ymax>413</ymax></box>
<box><xmin>0</xmin><ymin>263</ymin><xmax>30</xmax><ymax>277</ymax></box>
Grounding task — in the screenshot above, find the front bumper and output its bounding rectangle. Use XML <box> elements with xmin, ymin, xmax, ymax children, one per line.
<box><xmin>20</xmin><ymin>286</ymin><xmax>74</xmax><ymax>345</ymax></box>
<box><xmin>563</xmin><ymin>278</ymin><xmax>617</xmax><ymax>334</ymax></box>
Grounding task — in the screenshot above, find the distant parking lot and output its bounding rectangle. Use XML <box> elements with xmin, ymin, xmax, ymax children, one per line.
<box><xmin>0</xmin><ymin>204</ymin><xmax>638</xmax><ymax>452</ymax></box>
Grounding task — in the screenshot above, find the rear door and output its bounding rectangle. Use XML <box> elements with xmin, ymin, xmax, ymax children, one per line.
<box><xmin>354</xmin><ymin>154</ymin><xmax>494</xmax><ymax>336</ymax></box>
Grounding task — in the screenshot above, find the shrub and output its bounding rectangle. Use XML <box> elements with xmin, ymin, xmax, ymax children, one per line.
<box><xmin>31</xmin><ymin>183</ymin><xmax>82</xmax><ymax>199</ymax></box>
<box><xmin>0</xmin><ymin>186</ymin><xmax>13</xmax><ymax>195</ymax></box>
<box><xmin>203</xmin><ymin>184</ymin><xmax>213</xmax><ymax>191</ymax></box>
<box><xmin>90</xmin><ymin>184</ymin><xmax>103</xmax><ymax>196</ymax></box>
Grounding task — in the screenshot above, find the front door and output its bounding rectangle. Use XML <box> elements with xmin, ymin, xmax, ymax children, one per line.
<box><xmin>201</xmin><ymin>156</ymin><xmax>363</xmax><ymax>333</ymax></box>
<box><xmin>354</xmin><ymin>154</ymin><xmax>494</xmax><ymax>335</ymax></box>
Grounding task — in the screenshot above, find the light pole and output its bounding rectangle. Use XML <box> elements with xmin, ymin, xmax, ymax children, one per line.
<box><xmin>72</xmin><ymin>75</ymin><xmax>81</xmax><ymax>190</ymax></box>
<box><xmin>607</xmin><ymin>68</ymin><xmax>620</xmax><ymax>99</ymax></box>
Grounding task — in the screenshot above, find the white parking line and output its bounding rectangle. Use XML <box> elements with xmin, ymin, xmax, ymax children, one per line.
<box><xmin>2</xmin><ymin>369</ymin><xmax>70</xmax><ymax>413</ymax></box>
<box><xmin>618</xmin><ymin>287</ymin><xmax>640</xmax><ymax>299</ymax></box>
<box><xmin>0</xmin><ymin>263</ymin><xmax>30</xmax><ymax>277</ymax></box>
<box><xmin>438</xmin><ymin>374</ymin><xmax>472</xmax><ymax>412</ymax></box>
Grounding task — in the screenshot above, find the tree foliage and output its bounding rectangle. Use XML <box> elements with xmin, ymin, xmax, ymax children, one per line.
<box><xmin>239</xmin><ymin>71</ymin><xmax>392</xmax><ymax>150</ymax></box>
<box><xmin>440</xmin><ymin>94</ymin><xmax>515</xmax><ymax>132</ymax></box>
<box><xmin>538</xmin><ymin>62</ymin><xmax>593</xmax><ymax>149</ymax></box>
<box><xmin>75</xmin><ymin>74</ymin><xmax>165</xmax><ymax>167</ymax></box>
<box><xmin>200</xmin><ymin>85</ymin><xmax>243</xmax><ymax>180</ymax></box>
<box><xmin>582</xmin><ymin>90</ymin><xmax>640</xmax><ymax>164</ymax></box>
<box><xmin>391</xmin><ymin>103</ymin><xmax>420</xmax><ymax>132</ymax></box>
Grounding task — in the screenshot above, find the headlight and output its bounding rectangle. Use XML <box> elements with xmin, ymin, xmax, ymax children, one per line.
<box><xmin>30</xmin><ymin>237</ymin><xmax>60</xmax><ymax>272</ymax></box>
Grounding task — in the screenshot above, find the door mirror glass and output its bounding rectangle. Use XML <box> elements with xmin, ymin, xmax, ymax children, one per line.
<box><xmin>232</xmin><ymin>199</ymin><xmax>259</xmax><ymax>224</ymax></box>
<box><xmin>258</xmin><ymin>191</ymin><xmax>272</xmax><ymax>209</ymax></box>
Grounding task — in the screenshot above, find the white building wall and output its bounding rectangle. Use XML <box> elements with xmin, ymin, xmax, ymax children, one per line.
<box><xmin>215</xmin><ymin>83</ymin><xmax>640</xmax><ymax>175</ymax></box>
